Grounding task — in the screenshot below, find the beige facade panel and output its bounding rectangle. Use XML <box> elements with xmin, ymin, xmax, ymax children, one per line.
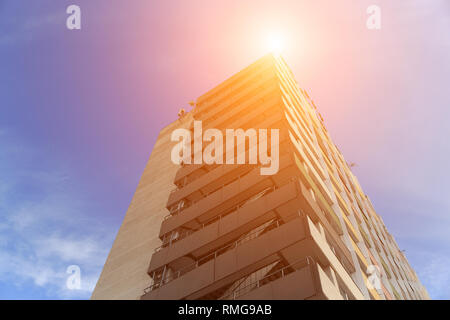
<box><xmin>92</xmin><ymin>54</ymin><xmax>429</xmax><ymax>300</ymax></box>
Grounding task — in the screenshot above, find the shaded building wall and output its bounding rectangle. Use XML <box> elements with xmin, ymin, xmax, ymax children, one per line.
<box><xmin>91</xmin><ymin>114</ymin><xmax>193</xmax><ymax>299</ymax></box>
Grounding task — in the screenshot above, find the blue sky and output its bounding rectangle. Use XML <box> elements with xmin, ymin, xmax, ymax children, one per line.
<box><xmin>0</xmin><ymin>0</ymin><xmax>449</xmax><ymax>299</ymax></box>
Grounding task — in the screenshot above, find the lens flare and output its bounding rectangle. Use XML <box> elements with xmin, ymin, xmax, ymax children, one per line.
<box><xmin>266</xmin><ymin>32</ymin><xmax>285</xmax><ymax>54</ymax></box>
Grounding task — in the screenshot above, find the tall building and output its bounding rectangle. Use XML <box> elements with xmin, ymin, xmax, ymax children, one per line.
<box><xmin>92</xmin><ymin>54</ymin><xmax>429</xmax><ymax>300</ymax></box>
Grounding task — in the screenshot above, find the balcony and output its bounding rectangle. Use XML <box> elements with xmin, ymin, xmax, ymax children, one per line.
<box><xmin>195</xmin><ymin>56</ymin><xmax>273</xmax><ymax>111</ymax></box>
<box><xmin>193</xmin><ymin>83</ymin><xmax>282</xmax><ymax>132</ymax></box>
<box><xmin>167</xmin><ymin>164</ymin><xmax>255</xmax><ymax>211</ymax></box>
<box><xmin>172</xmin><ymin>110</ymin><xmax>286</xmax><ymax>188</ymax></box>
<box><xmin>220</xmin><ymin>257</ymin><xmax>344</xmax><ymax>300</ymax></box>
<box><xmin>287</xmin><ymin>213</ymin><xmax>364</xmax><ymax>300</ymax></box>
<box><xmin>221</xmin><ymin>258</ymin><xmax>316</xmax><ymax>300</ymax></box>
<box><xmin>141</xmin><ymin>213</ymin><xmax>308</xmax><ymax>300</ymax></box>
<box><xmin>149</xmin><ymin>181</ymin><xmax>302</xmax><ymax>274</ymax></box>
<box><xmin>159</xmin><ymin>153</ymin><xmax>297</xmax><ymax>238</ymax></box>
<box><xmin>194</xmin><ymin>68</ymin><xmax>278</xmax><ymax>126</ymax></box>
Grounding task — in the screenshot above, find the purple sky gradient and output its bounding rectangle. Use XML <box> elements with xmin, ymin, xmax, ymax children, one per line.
<box><xmin>0</xmin><ymin>0</ymin><xmax>449</xmax><ymax>299</ymax></box>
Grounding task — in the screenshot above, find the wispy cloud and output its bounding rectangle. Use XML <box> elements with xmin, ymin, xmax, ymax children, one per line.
<box><xmin>0</xmin><ymin>129</ymin><xmax>114</xmax><ymax>299</ymax></box>
<box><xmin>411</xmin><ymin>251</ymin><xmax>450</xmax><ymax>300</ymax></box>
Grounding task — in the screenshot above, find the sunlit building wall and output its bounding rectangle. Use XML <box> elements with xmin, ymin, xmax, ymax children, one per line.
<box><xmin>92</xmin><ymin>54</ymin><xmax>429</xmax><ymax>300</ymax></box>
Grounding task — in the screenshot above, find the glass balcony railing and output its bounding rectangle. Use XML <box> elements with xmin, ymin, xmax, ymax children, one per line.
<box><xmin>155</xmin><ymin>186</ymin><xmax>276</xmax><ymax>253</ymax></box>
<box><xmin>144</xmin><ymin>211</ymin><xmax>303</xmax><ymax>294</ymax></box>
<box><xmin>220</xmin><ymin>257</ymin><xmax>314</xmax><ymax>300</ymax></box>
<box><xmin>164</xmin><ymin>169</ymin><xmax>258</xmax><ymax>221</ymax></box>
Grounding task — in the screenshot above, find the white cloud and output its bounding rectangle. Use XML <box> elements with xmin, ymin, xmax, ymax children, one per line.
<box><xmin>35</xmin><ymin>235</ymin><xmax>107</xmax><ymax>264</ymax></box>
<box><xmin>414</xmin><ymin>253</ymin><xmax>450</xmax><ymax>300</ymax></box>
<box><xmin>0</xmin><ymin>197</ymin><xmax>112</xmax><ymax>299</ymax></box>
<box><xmin>0</xmin><ymin>129</ymin><xmax>114</xmax><ymax>299</ymax></box>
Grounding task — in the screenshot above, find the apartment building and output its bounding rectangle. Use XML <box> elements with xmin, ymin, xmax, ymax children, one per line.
<box><xmin>92</xmin><ymin>54</ymin><xmax>429</xmax><ymax>300</ymax></box>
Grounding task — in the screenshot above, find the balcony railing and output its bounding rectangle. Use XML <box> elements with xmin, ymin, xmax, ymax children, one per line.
<box><xmin>164</xmin><ymin>170</ymin><xmax>256</xmax><ymax>221</ymax></box>
<box><xmin>220</xmin><ymin>257</ymin><xmax>314</xmax><ymax>300</ymax></box>
<box><xmin>154</xmin><ymin>186</ymin><xmax>276</xmax><ymax>253</ymax></box>
<box><xmin>144</xmin><ymin>210</ymin><xmax>303</xmax><ymax>294</ymax></box>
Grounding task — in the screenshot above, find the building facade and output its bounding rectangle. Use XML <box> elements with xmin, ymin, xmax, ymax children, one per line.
<box><xmin>92</xmin><ymin>54</ymin><xmax>429</xmax><ymax>300</ymax></box>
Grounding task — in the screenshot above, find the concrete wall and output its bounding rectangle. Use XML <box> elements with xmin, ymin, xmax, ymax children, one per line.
<box><xmin>91</xmin><ymin>114</ymin><xmax>192</xmax><ymax>300</ymax></box>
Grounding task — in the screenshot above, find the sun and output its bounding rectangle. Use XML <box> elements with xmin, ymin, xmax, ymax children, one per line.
<box><xmin>266</xmin><ymin>32</ymin><xmax>285</xmax><ymax>54</ymax></box>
